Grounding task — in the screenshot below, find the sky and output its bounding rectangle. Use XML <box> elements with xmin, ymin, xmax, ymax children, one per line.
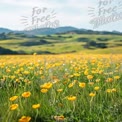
<box><xmin>0</xmin><ymin>0</ymin><xmax>122</xmax><ymax>31</ymax></box>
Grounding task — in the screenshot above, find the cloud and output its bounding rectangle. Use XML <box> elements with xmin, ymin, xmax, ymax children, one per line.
<box><xmin>0</xmin><ymin>0</ymin><xmax>121</xmax><ymax>31</ymax></box>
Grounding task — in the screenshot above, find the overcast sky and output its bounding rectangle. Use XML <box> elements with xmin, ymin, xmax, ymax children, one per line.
<box><xmin>0</xmin><ymin>0</ymin><xmax>122</xmax><ymax>31</ymax></box>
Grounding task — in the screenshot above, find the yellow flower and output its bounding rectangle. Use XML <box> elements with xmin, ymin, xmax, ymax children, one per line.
<box><xmin>114</xmin><ymin>76</ymin><xmax>120</xmax><ymax>80</ymax></box>
<box><xmin>111</xmin><ymin>88</ymin><xmax>117</xmax><ymax>92</ymax></box>
<box><xmin>99</xmin><ymin>70</ymin><xmax>103</xmax><ymax>74</ymax></box>
<box><xmin>73</xmin><ymin>73</ymin><xmax>80</xmax><ymax>77</ymax></box>
<box><xmin>79</xmin><ymin>82</ymin><xmax>86</xmax><ymax>88</ymax></box>
<box><xmin>22</xmin><ymin>92</ymin><xmax>31</xmax><ymax>98</ymax></box>
<box><xmin>68</xmin><ymin>83</ymin><xmax>74</xmax><ymax>88</ymax></box>
<box><xmin>84</xmin><ymin>70</ymin><xmax>88</xmax><ymax>75</ymax></box>
<box><xmin>15</xmin><ymin>79</ymin><xmax>20</xmax><ymax>83</ymax></box>
<box><xmin>69</xmin><ymin>75</ymin><xmax>74</xmax><ymax>78</ymax></box>
<box><xmin>106</xmin><ymin>88</ymin><xmax>117</xmax><ymax>93</ymax></box>
<box><xmin>40</xmin><ymin>82</ymin><xmax>52</xmax><ymax>89</ymax></box>
<box><xmin>41</xmin><ymin>89</ymin><xmax>48</xmax><ymax>93</ymax></box>
<box><xmin>32</xmin><ymin>104</ymin><xmax>40</xmax><ymax>109</ymax></box>
<box><xmin>6</xmin><ymin>68</ymin><xmax>11</xmax><ymax>73</ymax></box>
<box><xmin>106</xmin><ymin>89</ymin><xmax>112</xmax><ymax>93</ymax></box>
<box><xmin>67</xmin><ymin>96</ymin><xmax>76</xmax><ymax>101</ymax></box>
<box><xmin>19</xmin><ymin>116</ymin><xmax>31</xmax><ymax>122</ymax></box>
<box><xmin>106</xmin><ymin>78</ymin><xmax>113</xmax><ymax>82</ymax></box>
<box><xmin>91</xmin><ymin>59</ymin><xmax>96</xmax><ymax>63</ymax></box>
<box><xmin>9</xmin><ymin>96</ymin><xmax>18</xmax><ymax>101</ymax></box>
<box><xmin>73</xmin><ymin>80</ymin><xmax>77</xmax><ymax>83</ymax></box>
<box><xmin>57</xmin><ymin>89</ymin><xmax>63</xmax><ymax>92</ymax></box>
<box><xmin>23</xmin><ymin>71</ymin><xmax>30</xmax><ymax>75</ymax></box>
<box><xmin>10</xmin><ymin>75</ymin><xmax>16</xmax><ymax>79</ymax></box>
<box><xmin>87</xmin><ymin>75</ymin><xmax>93</xmax><ymax>80</ymax></box>
<box><xmin>89</xmin><ymin>92</ymin><xmax>96</xmax><ymax>97</ymax></box>
<box><xmin>54</xmin><ymin>115</ymin><xmax>65</xmax><ymax>121</ymax></box>
<box><xmin>10</xmin><ymin>104</ymin><xmax>18</xmax><ymax>110</ymax></box>
<box><xmin>94</xmin><ymin>86</ymin><xmax>100</xmax><ymax>91</ymax></box>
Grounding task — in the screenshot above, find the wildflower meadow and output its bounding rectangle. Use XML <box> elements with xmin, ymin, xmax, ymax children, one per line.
<box><xmin>0</xmin><ymin>54</ymin><xmax>122</xmax><ymax>122</ymax></box>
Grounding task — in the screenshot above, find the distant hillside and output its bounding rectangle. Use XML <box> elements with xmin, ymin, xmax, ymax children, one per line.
<box><xmin>21</xmin><ymin>26</ymin><xmax>78</xmax><ymax>35</ymax></box>
<box><xmin>0</xmin><ymin>28</ymin><xmax>12</xmax><ymax>33</ymax></box>
<box><xmin>14</xmin><ymin>27</ymin><xmax>122</xmax><ymax>35</ymax></box>
<box><xmin>0</xmin><ymin>26</ymin><xmax>122</xmax><ymax>35</ymax></box>
<box><xmin>0</xmin><ymin>31</ymin><xmax>122</xmax><ymax>54</ymax></box>
<box><xmin>68</xmin><ymin>29</ymin><xmax>122</xmax><ymax>35</ymax></box>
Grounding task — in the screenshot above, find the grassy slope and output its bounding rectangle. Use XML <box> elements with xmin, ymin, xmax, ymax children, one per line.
<box><xmin>0</xmin><ymin>33</ymin><xmax>122</xmax><ymax>54</ymax></box>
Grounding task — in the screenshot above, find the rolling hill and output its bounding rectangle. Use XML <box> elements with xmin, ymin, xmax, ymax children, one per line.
<box><xmin>0</xmin><ymin>31</ymin><xmax>122</xmax><ymax>54</ymax></box>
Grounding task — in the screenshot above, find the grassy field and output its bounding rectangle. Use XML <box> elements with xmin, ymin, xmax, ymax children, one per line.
<box><xmin>0</xmin><ymin>33</ymin><xmax>122</xmax><ymax>54</ymax></box>
<box><xmin>0</xmin><ymin>54</ymin><xmax>122</xmax><ymax>122</ymax></box>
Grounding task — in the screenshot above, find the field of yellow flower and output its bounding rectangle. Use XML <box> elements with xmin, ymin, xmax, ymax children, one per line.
<box><xmin>0</xmin><ymin>54</ymin><xmax>122</xmax><ymax>122</ymax></box>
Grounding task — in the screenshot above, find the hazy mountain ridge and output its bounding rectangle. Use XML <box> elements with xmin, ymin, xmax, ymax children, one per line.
<box><xmin>0</xmin><ymin>28</ymin><xmax>13</xmax><ymax>33</ymax></box>
<box><xmin>0</xmin><ymin>26</ymin><xmax>122</xmax><ymax>35</ymax></box>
